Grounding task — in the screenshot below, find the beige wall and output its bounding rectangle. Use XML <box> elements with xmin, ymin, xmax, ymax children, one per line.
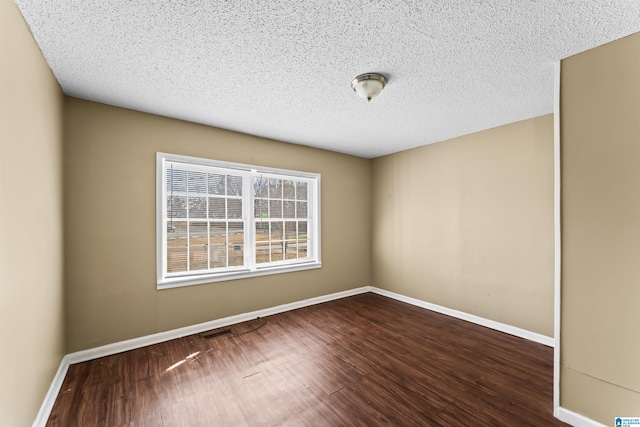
<box><xmin>372</xmin><ymin>115</ymin><xmax>554</xmax><ymax>336</ymax></box>
<box><xmin>64</xmin><ymin>98</ymin><xmax>371</xmax><ymax>352</ymax></box>
<box><xmin>0</xmin><ymin>1</ymin><xmax>65</xmax><ymax>426</ymax></box>
<box><xmin>561</xmin><ymin>32</ymin><xmax>640</xmax><ymax>422</ymax></box>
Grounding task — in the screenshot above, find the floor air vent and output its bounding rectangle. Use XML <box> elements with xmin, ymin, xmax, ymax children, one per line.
<box><xmin>200</xmin><ymin>329</ymin><xmax>232</xmax><ymax>339</ymax></box>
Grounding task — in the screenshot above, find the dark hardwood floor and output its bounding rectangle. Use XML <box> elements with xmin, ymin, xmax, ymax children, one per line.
<box><xmin>47</xmin><ymin>293</ymin><xmax>567</xmax><ymax>426</ymax></box>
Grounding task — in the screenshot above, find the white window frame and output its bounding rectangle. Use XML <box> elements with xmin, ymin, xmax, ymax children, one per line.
<box><xmin>156</xmin><ymin>152</ymin><xmax>321</xmax><ymax>289</ymax></box>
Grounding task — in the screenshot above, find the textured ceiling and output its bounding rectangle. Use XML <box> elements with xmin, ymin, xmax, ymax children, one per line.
<box><xmin>14</xmin><ymin>1</ymin><xmax>640</xmax><ymax>158</ymax></box>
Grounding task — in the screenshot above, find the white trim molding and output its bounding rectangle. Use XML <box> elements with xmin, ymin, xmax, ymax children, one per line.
<box><xmin>370</xmin><ymin>287</ymin><xmax>554</xmax><ymax>347</ymax></box>
<box><xmin>32</xmin><ymin>357</ymin><xmax>69</xmax><ymax>427</ymax></box>
<box><xmin>553</xmin><ymin>59</ymin><xmax>563</xmax><ymax>417</ymax></box>
<box><xmin>557</xmin><ymin>407</ymin><xmax>608</xmax><ymax>427</ymax></box>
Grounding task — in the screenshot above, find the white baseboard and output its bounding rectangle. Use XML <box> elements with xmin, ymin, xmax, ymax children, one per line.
<box><xmin>66</xmin><ymin>286</ymin><xmax>371</xmax><ymax>364</ymax></box>
<box><xmin>32</xmin><ymin>356</ymin><xmax>70</xmax><ymax>427</ymax></box>
<box><xmin>370</xmin><ymin>287</ymin><xmax>554</xmax><ymax>347</ymax></box>
<box><xmin>557</xmin><ymin>407</ymin><xmax>607</xmax><ymax>427</ymax></box>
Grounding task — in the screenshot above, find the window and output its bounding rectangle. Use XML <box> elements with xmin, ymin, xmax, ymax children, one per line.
<box><xmin>157</xmin><ymin>153</ymin><xmax>321</xmax><ymax>288</ymax></box>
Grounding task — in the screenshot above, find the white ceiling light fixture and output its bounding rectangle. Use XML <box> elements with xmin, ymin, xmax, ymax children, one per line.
<box><xmin>351</xmin><ymin>73</ymin><xmax>387</xmax><ymax>102</ymax></box>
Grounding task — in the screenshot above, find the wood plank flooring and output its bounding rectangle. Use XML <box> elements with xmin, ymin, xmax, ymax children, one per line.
<box><xmin>47</xmin><ymin>293</ymin><xmax>567</xmax><ymax>426</ymax></box>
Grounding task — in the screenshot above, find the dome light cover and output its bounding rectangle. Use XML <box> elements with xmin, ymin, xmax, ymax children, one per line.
<box><xmin>351</xmin><ymin>73</ymin><xmax>387</xmax><ymax>101</ymax></box>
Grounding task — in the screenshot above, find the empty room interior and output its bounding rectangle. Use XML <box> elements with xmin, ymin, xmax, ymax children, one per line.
<box><xmin>2</xmin><ymin>0</ymin><xmax>640</xmax><ymax>426</ymax></box>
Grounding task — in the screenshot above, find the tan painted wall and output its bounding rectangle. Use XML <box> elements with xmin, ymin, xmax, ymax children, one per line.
<box><xmin>64</xmin><ymin>98</ymin><xmax>371</xmax><ymax>352</ymax></box>
<box><xmin>561</xmin><ymin>32</ymin><xmax>640</xmax><ymax>422</ymax></box>
<box><xmin>0</xmin><ymin>1</ymin><xmax>65</xmax><ymax>426</ymax></box>
<box><xmin>371</xmin><ymin>115</ymin><xmax>554</xmax><ymax>336</ymax></box>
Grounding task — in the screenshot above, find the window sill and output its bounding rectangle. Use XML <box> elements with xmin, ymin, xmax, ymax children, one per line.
<box><xmin>157</xmin><ymin>261</ymin><xmax>322</xmax><ymax>290</ymax></box>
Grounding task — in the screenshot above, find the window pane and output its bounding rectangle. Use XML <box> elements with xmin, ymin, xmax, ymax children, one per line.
<box><xmin>271</xmin><ymin>241</ymin><xmax>284</xmax><ymax>262</ymax></box>
<box><xmin>190</xmin><ymin>245</ymin><xmax>208</xmax><ymax>271</ymax></box>
<box><xmin>228</xmin><ymin>222</ymin><xmax>244</xmax><ymax>266</ymax></box>
<box><xmin>189</xmin><ymin>222</ymin><xmax>208</xmax><ymax>271</ymax></box>
<box><xmin>227</xmin><ymin>198</ymin><xmax>242</xmax><ymax>219</ymax></box>
<box><xmin>208</xmin><ymin>224</ymin><xmax>226</xmax><ymax>266</ymax></box>
<box><xmin>255</xmin><ymin>222</ymin><xmax>269</xmax><ymax>241</ymax></box>
<box><xmin>208</xmin><ymin>173</ymin><xmax>225</xmax><ymax>195</ymax></box>
<box><xmin>167</xmin><ymin>221</ymin><xmax>187</xmax><ymax>272</ymax></box>
<box><xmin>298</xmin><ymin>221</ymin><xmax>307</xmax><ymax>239</ymax></box>
<box><xmin>189</xmin><ymin>196</ymin><xmax>207</xmax><ymax>218</ymax></box>
<box><xmin>297</xmin><ymin>218</ymin><xmax>308</xmax><ymax>259</ymax></box>
<box><xmin>256</xmin><ymin>241</ymin><xmax>269</xmax><ymax>264</ymax></box>
<box><xmin>227</xmin><ymin>175</ymin><xmax>243</xmax><ymax>196</ymax></box>
<box><xmin>296</xmin><ymin>201</ymin><xmax>307</xmax><ymax>218</ymax></box>
<box><xmin>209</xmin><ymin>223</ymin><xmax>225</xmax><ymax>268</ymax></box>
<box><xmin>209</xmin><ymin>222</ymin><xmax>226</xmax><ymax>245</ymax></box>
<box><xmin>285</xmin><ymin>221</ymin><xmax>296</xmax><ymax>240</ymax></box>
<box><xmin>188</xmin><ymin>171</ymin><xmax>207</xmax><ymax>194</ymax></box>
<box><xmin>296</xmin><ymin>181</ymin><xmax>307</xmax><ymax>200</ymax></box>
<box><xmin>167</xmin><ymin>247</ymin><xmax>188</xmax><ymax>272</ymax></box>
<box><xmin>254</xmin><ymin>199</ymin><xmax>268</xmax><ymax>218</ymax></box>
<box><xmin>298</xmin><ymin>240</ymin><xmax>308</xmax><ymax>259</ymax></box>
<box><xmin>283</xmin><ymin>201</ymin><xmax>295</xmax><ymax>218</ymax></box>
<box><xmin>190</xmin><ymin>222</ymin><xmax>208</xmax><ymax>237</ymax></box>
<box><xmin>210</xmin><ymin>244</ymin><xmax>226</xmax><ymax>269</ymax></box>
<box><xmin>254</xmin><ymin>177</ymin><xmax>268</xmax><ymax>198</ymax></box>
<box><xmin>167</xmin><ymin>195</ymin><xmax>187</xmax><ymax>218</ymax></box>
<box><xmin>285</xmin><ymin>240</ymin><xmax>297</xmax><ymax>260</ymax></box>
<box><xmin>167</xmin><ymin>221</ymin><xmax>187</xmax><ymax>238</ymax></box>
<box><xmin>209</xmin><ymin>197</ymin><xmax>225</xmax><ymax>219</ymax></box>
<box><xmin>269</xmin><ymin>200</ymin><xmax>282</xmax><ymax>218</ymax></box>
<box><xmin>167</xmin><ymin>168</ymin><xmax>187</xmax><ymax>193</ymax></box>
<box><xmin>228</xmin><ymin>222</ymin><xmax>243</xmax><ymax>238</ymax></box>
<box><xmin>283</xmin><ymin>180</ymin><xmax>295</xmax><ymax>199</ymax></box>
<box><xmin>228</xmin><ymin>243</ymin><xmax>243</xmax><ymax>266</ymax></box>
<box><xmin>269</xmin><ymin>178</ymin><xmax>282</xmax><ymax>198</ymax></box>
<box><xmin>270</xmin><ymin>222</ymin><xmax>283</xmax><ymax>240</ymax></box>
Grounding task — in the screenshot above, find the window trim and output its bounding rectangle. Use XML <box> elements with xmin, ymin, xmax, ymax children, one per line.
<box><xmin>156</xmin><ymin>152</ymin><xmax>321</xmax><ymax>289</ymax></box>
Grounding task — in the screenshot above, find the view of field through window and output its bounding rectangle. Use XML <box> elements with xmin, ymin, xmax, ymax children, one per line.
<box><xmin>254</xmin><ymin>177</ymin><xmax>308</xmax><ymax>264</ymax></box>
<box><xmin>165</xmin><ymin>166</ymin><xmax>309</xmax><ymax>274</ymax></box>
